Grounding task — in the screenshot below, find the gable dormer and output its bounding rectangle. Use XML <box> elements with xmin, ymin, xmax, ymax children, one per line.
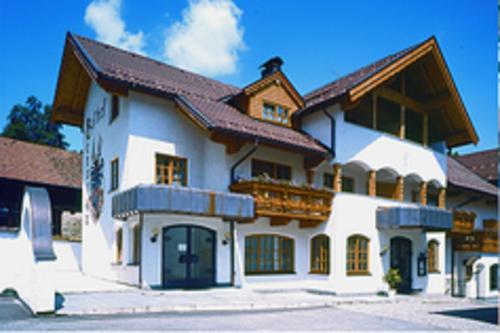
<box><xmin>229</xmin><ymin>57</ymin><xmax>304</xmax><ymax>126</ymax></box>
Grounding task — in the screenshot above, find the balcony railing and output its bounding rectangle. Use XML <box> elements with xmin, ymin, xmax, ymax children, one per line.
<box><xmin>230</xmin><ymin>180</ymin><xmax>333</xmax><ymax>228</ymax></box>
<box><xmin>451</xmin><ymin>210</ymin><xmax>476</xmax><ymax>234</ymax></box>
<box><xmin>455</xmin><ymin>231</ymin><xmax>498</xmax><ymax>253</ymax></box>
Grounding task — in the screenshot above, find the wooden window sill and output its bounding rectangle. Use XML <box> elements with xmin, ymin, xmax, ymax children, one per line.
<box><xmin>245</xmin><ymin>271</ymin><xmax>296</xmax><ymax>276</ymax></box>
<box><xmin>309</xmin><ymin>271</ymin><xmax>329</xmax><ymax>275</ymax></box>
<box><xmin>346</xmin><ymin>272</ymin><xmax>371</xmax><ymax>276</ymax></box>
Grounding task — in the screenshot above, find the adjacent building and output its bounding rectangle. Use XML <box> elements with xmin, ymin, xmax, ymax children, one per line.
<box><xmin>51</xmin><ymin>32</ymin><xmax>489</xmax><ymax>295</ymax></box>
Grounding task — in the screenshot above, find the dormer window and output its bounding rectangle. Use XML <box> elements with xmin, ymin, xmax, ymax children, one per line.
<box><xmin>262</xmin><ymin>102</ymin><xmax>289</xmax><ymax>125</ymax></box>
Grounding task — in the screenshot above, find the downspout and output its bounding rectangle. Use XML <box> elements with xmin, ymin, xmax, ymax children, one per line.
<box><xmin>451</xmin><ymin>238</ymin><xmax>455</xmax><ymax>297</ymax></box>
<box><xmin>322</xmin><ymin>110</ymin><xmax>336</xmax><ymax>159</ymax></box>
<box><xmin>229</xmin><ymin>140</ymin><xmax>258</xmax><ymax>287</ymax></box>
<box><xmin>230</xmin><ymin>140</ymin><xmax>259</xmax><ymax>184</ymax></box>
<box><xmin>139</xmin><ymin>212</ymin><xmax>143</xmax><ymax>288</ymax></box>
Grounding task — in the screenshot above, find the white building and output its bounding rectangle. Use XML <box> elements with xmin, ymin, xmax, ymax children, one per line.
<box><xmin>51</xmin><ymin>33</ymin><xmax>482</xmax><ymax>295</ymax></box>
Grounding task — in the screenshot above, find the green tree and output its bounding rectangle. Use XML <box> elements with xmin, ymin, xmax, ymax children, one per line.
<box><xmin>2</xmin><ymin>96</ymin><xmax>68</xmax><ymax>149</ymax></box>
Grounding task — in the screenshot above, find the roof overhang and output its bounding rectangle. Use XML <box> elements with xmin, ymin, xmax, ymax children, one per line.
<box><xmin>297</xmin><ymin>38</ymin><xmax>479</xmax><ymax>148</ymax></box>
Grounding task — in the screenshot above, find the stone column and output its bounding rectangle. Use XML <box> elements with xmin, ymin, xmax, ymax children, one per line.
<box><xmin>333</xmin><ymin>164</ymin><xmax>342</xmax><ymax>192</ymax></box>
<box><xmin>438</xmin><ymin>187</ymin><xmax>446</xmax><ymax>208</ymax></box>
<box><xmin>419</xmin><ymin>181</ymin><xmax>428</xmax><ymax>206</ymax></box>
<box><xmin>395</xmin><ymin>176</ymin><xmax>404</xmax><ymax>201</ymax></box>
<box><xmin>368</xmin><ymin>170</ymin><xmax>376</xmax><ymax>197</ymax></box>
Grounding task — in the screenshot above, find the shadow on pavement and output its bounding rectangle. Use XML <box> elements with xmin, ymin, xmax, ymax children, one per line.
<box><xmin>433</xmin><ymin>307</ymin><xmax>498</xmax><ymax>325</ymax></box>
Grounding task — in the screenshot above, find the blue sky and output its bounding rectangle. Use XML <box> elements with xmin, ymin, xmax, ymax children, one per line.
<box><xmin>0</xmin><ymin>0</ymin><xmax>497</xmax><ymax>154</ymax></box>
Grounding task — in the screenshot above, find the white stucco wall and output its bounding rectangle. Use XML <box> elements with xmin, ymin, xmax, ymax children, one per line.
<box><xmin>301</xmin><ymin>105</ymin><xmax>447</xmax><ymax>186</ymax></box>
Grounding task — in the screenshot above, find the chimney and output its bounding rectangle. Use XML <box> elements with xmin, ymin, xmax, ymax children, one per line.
<box><xmin>260</xmin><ymin>57</ymin><xmax>284</xmax><ymax>78</ymax></box>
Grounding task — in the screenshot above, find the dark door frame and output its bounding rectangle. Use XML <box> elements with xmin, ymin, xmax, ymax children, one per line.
<box><xmin>161</xmin><ymin>224</ymin><xmax>216</xmax><ymax>289</ymax></box>
<box><xmin>390</xmin><ymin>236</ymin><xmax>413</xmax><ymax>294</ymax></box>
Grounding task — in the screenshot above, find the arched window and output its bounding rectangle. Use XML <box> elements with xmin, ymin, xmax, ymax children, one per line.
<box><xmin>427</xmin><ymin>240</ymin><xmax>439</xmax><ymax>273</ymax></box>
<box><xmin>115</xmin><ymin>227</ymin><xmax>123</xmax><ymax>263</ymax></box>
<box><xmin>245</xmin><ymin>235</ymin><xmax>294</xmax><ymax>274</ymax></box>
<box><xmin>310</xmin><ymin>234</ymin><xmax>330</xmax><ymax>274</ymax></box>
<box><xmin>346</xmin><ymin>235</ymin><xmax>369</xmax><ymax>275</ymax></box>
<box><xmin>490</xmin><ymin>264</ymin><xmax>498</xmax><ymax>291</ymax></box>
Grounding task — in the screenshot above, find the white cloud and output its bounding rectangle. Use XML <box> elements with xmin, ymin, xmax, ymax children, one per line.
<box><xmin>163</xmin><ymin>0</ymin><xmax>245</xmax><ymax>76</ymax></box>
<box><xmin>84</xmin><ymin>0</ymin><xmax>145</xmax><ymax>54</ymax></box>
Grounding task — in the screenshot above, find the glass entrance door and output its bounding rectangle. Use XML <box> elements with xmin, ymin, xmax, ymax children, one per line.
<box><xmin>162</xmin><ymin>225</ymin><xmax>216</xmax><ymax>288</ymax></box>
<box><xmin>390</xmin><ymin>236</ymin><xmax>413</xmax><ymax>293</ymax></box>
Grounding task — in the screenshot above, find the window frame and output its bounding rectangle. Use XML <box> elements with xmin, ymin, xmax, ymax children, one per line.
<box><xmin>490</xmin><ymin>264</ymin><xmax>498</xmax><ymax>291</ymax></box>
<box><xmin>261</xmin><ymin>100</ymin><xmax>290</xmax><ymax>125</ymax></box>
<box><xmin>346</xmin><ymin>235</ymin><xmax>370</xmax><ymax>275</ymax></box>
<box><xmin>131</xmin><ymin>223</ymin><xmax>141</xmax><ymax>265</ymax></box>
<box><xmin>251</xmin><ymin>159</ymin><xmax>292</xmax><ymax>181</ymax></box>
<box><xmin>245</xmin><ymin>234</ymin><xmax>295</xmax><ymax>275</ymax></box>
<box><xmin>110</xmin><ymin>94</ymin><xmax>120</xmax><ymax>123</ymax></box>
<box><xmin>110</xmin><ymin>158</ymin><xmax>119</xmax><ymax>192</ymax></box>
<box><xmin>115</xmin><ymin>227</ymin><xmax>123</xmax><ymax>264</ymax></box>
<box><xmin>310</xmin><ymin>234</ymin><xmax>330</xmax><ymax>274</ymax></box>
<box><xmin>155</xmin><ymin>153</ymin><xmax>188</xmax><ymax>186</ymax></box>
<box><xmin>427</xmin><ymin>240</ymin><xmax>440</xmax><ymax>273</ymax></box>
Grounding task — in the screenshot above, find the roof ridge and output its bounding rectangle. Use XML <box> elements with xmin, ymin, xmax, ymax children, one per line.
<box><xmin>71</xmin><ymin>32</ymin><xmax>241</xmax><ymax>93</ymax></box>
<box><xmin>0</xmin><ymin>136</ymin><xmax>80</xmax><ymax>156</ymax></box>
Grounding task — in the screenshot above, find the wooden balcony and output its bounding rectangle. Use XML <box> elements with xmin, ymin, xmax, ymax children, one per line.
<box><xmin>230</xmin><ymin>180</ymin><xmax>334</xmax><ymax>228</ymax></box>
<box><xmin>450</xmin><ymin>210</ymin><xmax>476</xmax><ymax>235</ymax></box>
<box><xmin>455</xmin><ymin>231</ymin><xmax>498</xmax><ymax>253</ymax></box>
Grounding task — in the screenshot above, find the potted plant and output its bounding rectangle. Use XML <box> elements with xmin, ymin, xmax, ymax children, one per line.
<box><xmin>383</xmin><ymin>268</ymin><xmax>401</xmax><ymax>297</ymax></box>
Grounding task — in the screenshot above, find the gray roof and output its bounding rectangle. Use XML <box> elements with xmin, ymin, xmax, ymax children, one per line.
<box><xmin>447</xmin><ymin>156</ymin><xmax>497</xmax><ymax>196</ymax></box>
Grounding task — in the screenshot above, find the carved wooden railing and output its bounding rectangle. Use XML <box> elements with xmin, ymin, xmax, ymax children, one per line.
<box><xmin>451</xmin><ymin>210</ymin><xmax>476</xmax><ymax>234</ymax></box>
<box><xmin>455</xmin><ymin>231</ymin><xmax>498</xmax><ymax>253</ymax></box>
<box><xmin>230</xmin><ymin>180</ymin><xmax>334</xmax><ymax>228</ymax></box>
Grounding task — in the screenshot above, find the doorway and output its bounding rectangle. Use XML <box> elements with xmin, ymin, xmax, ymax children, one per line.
<box><xmin>162</xmin><ymin>225</ymin><xmax>216</xmax><ymax>288</ymax></box>
<box><xmin>390</xmin><ymin>236</ymin><xmax>413</xmax><ymax>293</ymax></box>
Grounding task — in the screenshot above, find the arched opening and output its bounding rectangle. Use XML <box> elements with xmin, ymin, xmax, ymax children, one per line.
<box><xmin>490</xmin><ymin>264</ymin><xmax>498</xmax><ymax>291</ymax></box>
<box><xmin>342</xmin><ymin>161</ymin><xmax>370</xmax><ymax>194</ymax></box>
<box><xmin>375</xmin><ymin>167</ymin><xmax>399</xmax><ymax>199</ymax></box>
<box><xmin>427</xmin><ymin>240</ymin><xmax>439</xmax><ymax>273</ymax></box>
<box><xmin>403</xmin><ymin>173</ymin><xmax>423</xmax><ymax>203</ymax></box>
<box><xmin>245</xmin><ymin>234</ymin><xmax>294</xmax><ymax>274</ymax></box>
<box><xmin>346</xmin><ymin>234</ymin><xmax>370</xmax><ymax>275</ymax></box>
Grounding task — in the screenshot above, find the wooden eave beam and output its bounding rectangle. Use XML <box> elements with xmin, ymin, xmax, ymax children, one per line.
<box><xmin>375</xmin><ymin>86</ymin><xmax>426</xmax><ymax>113</ymax></box>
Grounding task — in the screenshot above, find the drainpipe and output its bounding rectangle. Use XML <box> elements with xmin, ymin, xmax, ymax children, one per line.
<box><xmin>139</xmin><ymin>212</ymin><xmax>143</xmax><ymax>288</ymax></box>
<box><xmin>322</xmin><ymin>110</ymin><xmax>336</xmax><ymax>159</ymax></box>
<box><xmin>230</xmin><ymin>140</ymin><xmax>259</xmax><ymax>184</ymax></box>
<box><xmin>230</xmin><ymin>220</ymin><xmax>236</xmax><ymax>287</ymax></box>
<box><xmin>451</xmin><ymin>238</ymin><xmax>455</xmax><ymax>297</ymax></box>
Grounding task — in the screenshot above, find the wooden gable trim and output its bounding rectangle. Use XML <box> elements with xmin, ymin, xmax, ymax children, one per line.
<box><xmin>346</xmin><ymin>38</ymin><xmax>478</xmax><ymax>146</ymax></box>
<box><xmin>243</xmin><ymin>71</ymin><xmax>304</xmax><ymax>108</ymax></box>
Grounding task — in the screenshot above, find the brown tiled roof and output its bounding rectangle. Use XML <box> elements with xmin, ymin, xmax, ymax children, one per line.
<box><xmin>296</xmin><ymin>38</ymin><xmax>429</xmax><ymax>116</ymax></box>
<box><xmin>447</xmin><ymin>156</ymin><xmax>497</xmax><ymax>196</ymax></box>
<box><xmin>455</xmin><ymin>149</ymin><xmax>498</xmax><ymax>182</ymax></box>
<box><xmin>70</xmin><ymin>34</ymin><xmax>327</xmax><ymax>155</ymax></box>
<box><xmin>0</xmin><ymin>137</ymin><xmax>81</xmax><ymax>189</ymax></box>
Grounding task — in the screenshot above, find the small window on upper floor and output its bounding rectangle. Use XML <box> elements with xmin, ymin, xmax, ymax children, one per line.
<box><xmin>110</xmin><ymin>95</ymin><xmax>120</xmax><ymax>123</ymax></box>
<box><xmin>262</xmin><ymin>102</ymin><xmax>289</xmax><ymax>125</ymax></box>
<box><xmin>110</xmin><ymin>158</ymin><xmax>119</xmax><ymax>192</ymax></box>
<box><xmin>342</xmin><ymin>177</ymin><xmax>355</xmax><ymax>193</ymax></box>
<box><xmin>251</xmin><ymin>159</ymin><xmax>291</xmax><ymax>181</ymax></box>
<box><xmin>156</xmin><ymin>154</ymin><xmax>187</xmax><ymax>186</ymax></box>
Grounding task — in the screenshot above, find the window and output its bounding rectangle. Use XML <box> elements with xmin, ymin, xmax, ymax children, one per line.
<box><xmin>245</xmin><ymin>235</ymin><xmax>294</xmax><ymax>274</ymax></box>
<box><xmin>345</xmin><ymin>95</ymin><xmax>373</xmax><ymax>129</ymax></box>
<box><xmin>115</xmin><ymin>227</ymin><xmax>123</xmax><ymax>263</ymax></box>
<box><xmin>110</xmin><ymin>158</ymin><xmax>119</xmax><ymax>191</ymax></box>
<box><xmin>310</xmin><ymin>234</ymin><xmax>330</xmax><ymax>274</ymax></box>
<box><xmin>110</xmin><ymin>95</ymin><xmax>119</xmax><ymax>123</ymax></box>
<box><xmin>132</xmin><ymin>224</ymin><xmax>141</xmax><ymax>265</ymax></box>
<box><xmin>405</xmin><ymin>108</ymin><xmax>423</xmax><ymax>144</ymax></box>
<box><xmin>342</xmin><ymin>177</ymin><xmax>355</xmax><ymax>193</ymax></box>
<box><xmin>346</xmin><ymin>235</ymin><xmax>369</xmax><ymax>275</ymax></box>
<box><xmin>490</xmin><ymin>264</ymin><xmax>498</xmax><ymax>291</ymax></box>
<box><xmin>156</xmin><ymin>154</ymin><xmax>187</xmax><ymax>186</ymax></box>
<box><xmin>323</xmin><ymin>173</ymin><xmax>334</xmax><ymax>188</ymax></box>
<box><xmin>376</xmin><ymin>97</ymin><xmax>401</xmax><ymax>136</ymax></box>
<box><xmin>262</xmin><ymin>102</ymin><xmax>289</xmax><ymax>125</ymax></box>
<box><xmin>427</xmin><ymin>240</ymin><xmax>439</xmax><ymax>273</ymax></box>
<box><xmin>251</xmin><ymin>159</ymin><xmax>291</xmax><ymax>181</ymax></box>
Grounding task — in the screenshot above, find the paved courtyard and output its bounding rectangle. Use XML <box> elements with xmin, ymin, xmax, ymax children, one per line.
<box><xmin>0</xmin><ymin>292</ymin><xmax>497</xmax><ymax>330</ymax></box>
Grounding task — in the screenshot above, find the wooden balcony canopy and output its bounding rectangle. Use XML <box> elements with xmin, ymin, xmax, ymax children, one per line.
<box><xmin>450</xmin><ymin>210</ymin><xmax>476</xmax><ymax>235</ymax></box>
<box><xmin>230</xmin><ymin>180</ymin><xmax>333</xmax><ymax>228</ymax></box>
<box><xmin>455</xmin><ymin>230</ymin><xmax>498</xmax><ymax>254</ymax></box>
